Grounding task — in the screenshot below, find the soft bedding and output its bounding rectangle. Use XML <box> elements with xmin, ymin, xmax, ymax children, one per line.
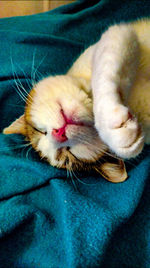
<box><xmin>0</xmin><ymin>0</ymin><xmax>150</xmax><ymax>267</ymax></box>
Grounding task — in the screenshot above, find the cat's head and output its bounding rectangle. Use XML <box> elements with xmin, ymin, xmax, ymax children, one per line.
<box><xmin>3</xmin><ymin>75</ymin><xmax>127</xmax><ymax>183</ymax></box>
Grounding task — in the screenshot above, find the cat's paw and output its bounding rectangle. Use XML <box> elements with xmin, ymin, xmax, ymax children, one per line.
<box><xmin>95</xmin><ymin>104</ymin><xmax>144</xmax><ymax>158</ymax></box>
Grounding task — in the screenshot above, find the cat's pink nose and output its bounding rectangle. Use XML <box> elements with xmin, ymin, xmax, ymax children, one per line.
<box><xmin>52</xmin><ymin>127</ymin><xmax>68</xmax><ymax>143</ymax></box>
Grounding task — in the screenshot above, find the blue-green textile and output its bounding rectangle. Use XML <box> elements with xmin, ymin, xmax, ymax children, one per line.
<box><xmin>0</xmin><ymin>0</ymin><xmax>150</xmax><ymax>267</ymax></box>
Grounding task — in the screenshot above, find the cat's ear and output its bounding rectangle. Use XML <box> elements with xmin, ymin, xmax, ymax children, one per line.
<box><xmin>95</xmin><ymin>159</ymin><xmax>127</xmax><ymax>183</ymax></box>
<box><xmin>3</xmin><ymin>114</ymin><xmax>27</xmax><ymax>136</ymax></box>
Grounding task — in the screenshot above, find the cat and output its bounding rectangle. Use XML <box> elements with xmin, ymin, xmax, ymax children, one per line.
<box><xmin>3</xmin><ymin>19</ymin><xmax>150</xmax><ymax>183</ymax></box>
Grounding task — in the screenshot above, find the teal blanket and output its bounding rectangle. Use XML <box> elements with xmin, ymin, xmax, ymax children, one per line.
<box><xmin>0</xmin><ymin>0</ymin><xmax>150</xmax><ymax>267</ymax></box>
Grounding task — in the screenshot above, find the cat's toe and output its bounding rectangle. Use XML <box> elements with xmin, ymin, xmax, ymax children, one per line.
<box><xmin>109</xmin><ymin>114</ymin><xmax>139</xmax><ymax>148</ymax></box>
<box><xmin>108</xmin><ymin>105</ymin><xmax>131</xmax><ymax>129</ymax></box>
<box><xmin>109</xmin><ymin>121</ymin><xmax>144</xmax><ymax>158</ymax></box>
<box><xmin>95</xmin><ymin>105</ymin><xmax>144</xmax><ymax>158</ymax></box>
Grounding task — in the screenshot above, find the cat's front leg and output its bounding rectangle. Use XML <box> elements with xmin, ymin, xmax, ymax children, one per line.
<box><xmin>92</xmin><ymin>24</ymin><xmax>144</xmax><ymax>158</ymax></box>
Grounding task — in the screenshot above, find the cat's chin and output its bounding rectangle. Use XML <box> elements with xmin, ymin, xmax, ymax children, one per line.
<box><xmin>112</xmin><ymin>135</ymin><xmax>144</xmax><ymax>159</ymax></box>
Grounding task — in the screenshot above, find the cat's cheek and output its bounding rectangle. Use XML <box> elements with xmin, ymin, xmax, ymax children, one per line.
<box><xmin>70</xmin><ymin>142</ymin><xmax>104</xmax><ymax>161</ymax></box>
<box><xmin>70</xmin><ymin>144</ymin><xmax>92</xmax><ymax>160</ymax></box>
<box><xmin>36</xmin><ymin>136</ymin><xmax>58</xmax><ymax>166</ymax></box>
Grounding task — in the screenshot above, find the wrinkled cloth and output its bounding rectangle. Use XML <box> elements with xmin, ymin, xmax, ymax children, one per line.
<box><xmin>0</xmin><ymin>0</ymin><xmax>150</xmax><ymax>267</ymax></box>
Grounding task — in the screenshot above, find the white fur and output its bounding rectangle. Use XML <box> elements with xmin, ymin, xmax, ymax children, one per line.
<box><xmin>31</xmin><ymin>21</ymin><xmax>150</xmax><ymax>161</ymax></box>
<box><xmin>31</xmin><ymin>75</ymin><xmax>105</xmax><ymax>165</ymax></box>
<box><xmin>6</xmin><ymin>20</ymin><xmax>150</xmax><ymax>164</ymax></box>
<box><xmin>69</xmin><ymin>22</ymin><xmax>150</xmax><ymax>158</ymax></box>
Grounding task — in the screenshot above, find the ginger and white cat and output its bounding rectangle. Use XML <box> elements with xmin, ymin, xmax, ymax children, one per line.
<box><xmin>3</xmin><ymin>20</ymin><xmax>150</xmax><ymax>182</ymax></box>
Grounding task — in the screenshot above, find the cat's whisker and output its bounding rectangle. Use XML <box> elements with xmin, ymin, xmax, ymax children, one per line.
<box><xmin>25</xmin><ymin>146</ymin><xmax>32</xmax><ymax>160</ymax></box>
<box><xmin>40</xmin><ymin>153</ymin><xmax>47</xmax><ymax>161</ymax></box>
<box><xmin>31</xmin><ymin>70</ymin><xmax>43</xmax><ymax>87</ymax></box>
<box><xmin>30</xmin><ymin>48</ymin><xmax>45</xmax><ymax>84</ymax></box>
<box><xmin>15</xmin><ymin>62</ymin><xmax>32</xmax><ymax>93</ymax></box>
<box><xmin>12</xmin><ymin>84</ymin><xmax>27</xmax><ymax>103</ymax></box>
<box><xmin>32</xmin><ymin>68</ymin><xmax>44</xmax><ymax>85</ymax></box>
<box><xmin>71</xmin><ymin>168</ymin><xmax>85</xmax><ymax>184</ymax></box>
<box><xmin>66</xmin><ymin>169</ymin><xmax>70</xmax><ymax>182</ymax></box>
<box><xmin>21</xmin><ymin>144</ymin><xmax>30</xmax><ymax>158</ymax></box>
<box><xmin>71</xmin><ymin>168</ymin><xmax>98</xmax><ymax>186</ymax></box>
<box><xmin>0</xmin><ymin>143</ymin><xmax>31</xmax><ymax>152</ymax></box>
<box><xmin>11</xmin><ymin>74</ymin><xmax>30</xmax><ymax>104</ymax></box>
<box><xmin>32</xmin><ymin>53</ymin><xmax>47</xmax><ymax>84</ymax></box>
<box><xmin>66</xmin><ymin>169</ymin><xmax>68</xmax><ymax>180</ymax></box>
<box><xmin>99</xmin><ymin>150</ymin><xmax>139</xmax><ymax>169</ymax></box>
<box><xmin>68</xmin><ymin>168</ymin><xmax>78</xmax><ymax>191</ymax></box>
<box><xmin>35</xmin><ymin>69</ymin><xmax>44</xmax><ymax>80</ymax></box>
<box><xmin>10</xmin><ymin>56</ymin><xmax>28</xmax><ymax>98</ymax></box>
<box><xmin>13</xmin><ymin>76</ymin><xmax>32</xmax><ymax>103</ymax></box>
<box><xmin>97</xmin><ymin>151</ymin><xmax>139</xmax><ymax>169</ymax></box>
<box><xmin>100</xmin><ymin>148</ymin><xmax>122</xmax><ymax>161</ymax></box>
<box><xmin>10</xmin><ymin>56</ymin><xmax>32</xmax><ymax>104</ymax></box>
<box><xmin>31</xmin><ymin>48</ymin><xmax>37</xmax><ymax>86</ymax></box>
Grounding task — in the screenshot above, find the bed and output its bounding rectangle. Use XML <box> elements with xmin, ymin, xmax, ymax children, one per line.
<box><xmin>0</xmin><ymin>0</ymin><xmax>150</xmax><ymax>267</ymax></box>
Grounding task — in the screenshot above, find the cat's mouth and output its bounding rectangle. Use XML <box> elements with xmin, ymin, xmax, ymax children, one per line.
<box><xmin>55</xmin><ymin>147</ymin><xmax>127</xmax><ymax>183</ymax></box>
<box><xmin>52</xmin><ymin>108</ymin><xmax>92</xmax><ymax>143</ymax></box>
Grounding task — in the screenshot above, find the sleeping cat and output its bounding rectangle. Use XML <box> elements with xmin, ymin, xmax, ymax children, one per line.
<box><xmin>3</xmin><ymin>20</ymin><xmax>150</xmax><ymax>183</ymax></box>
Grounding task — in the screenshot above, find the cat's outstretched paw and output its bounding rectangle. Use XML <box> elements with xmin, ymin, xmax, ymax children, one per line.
<box><xmin>95</xmin><ymin>104</ymin><xmax>144</xmax><ymax>158</ymax></box>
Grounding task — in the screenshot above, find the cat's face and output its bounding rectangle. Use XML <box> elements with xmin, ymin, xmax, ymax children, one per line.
<box><xmin>3</xmin><ymin>75</ymin><xmax>127</xmax><ymax>182</ymax></box>
<box><xmin>26</xmin><ymin>75</ymin><xmax>106</xmax><ymax>167</ymax></box>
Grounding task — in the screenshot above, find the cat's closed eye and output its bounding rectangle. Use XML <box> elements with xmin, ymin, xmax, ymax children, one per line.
<box><xmin>30</xmin><ymin>124</ymin><xmax>47</xmax><ymax>135</ymax></box>
<box><xmin>35</xmin><ymin>128</ymin><xmax>47</xmax><ymax>135</ymax></box>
